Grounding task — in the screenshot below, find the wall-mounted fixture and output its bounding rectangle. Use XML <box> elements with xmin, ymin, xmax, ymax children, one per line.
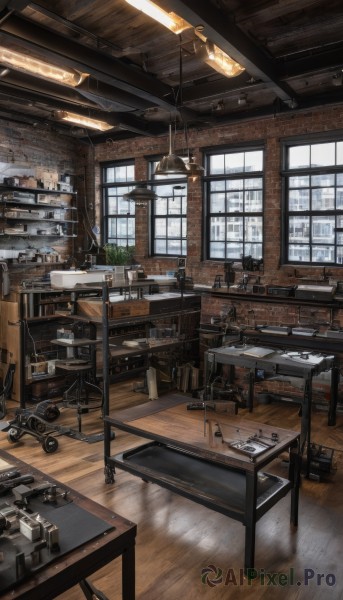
<box><xmin>53</xmin><ymin>110</ymin><xmax>114</xmax><ymax>131</ymax></box>
<box><xmin>0</xmin><ymin>47</ymin><xmax>88</xmax><ymax>87</ymax></box>
<box><xmin>124</xmin><ymin>0</ymin><xmax>191</xmax><ymax>34</ymax></box>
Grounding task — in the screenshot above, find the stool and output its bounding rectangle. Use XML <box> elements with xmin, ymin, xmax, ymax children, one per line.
<box><xmin>59</xmin><ymin>363</ymin><xmax>103</xmax><ymax>433</ymax></box>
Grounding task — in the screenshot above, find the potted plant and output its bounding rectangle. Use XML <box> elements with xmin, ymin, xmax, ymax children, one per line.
<box><xmin>103</xmin><ymin>244</ymin><xmax>135</xmax><ymax>266</ymax></box>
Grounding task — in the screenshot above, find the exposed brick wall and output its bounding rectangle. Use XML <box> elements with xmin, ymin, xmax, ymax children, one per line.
<box><xmin>88</xmin><ymin>104</ymin><xmax>343</xmax><ymax>287</ymax></box>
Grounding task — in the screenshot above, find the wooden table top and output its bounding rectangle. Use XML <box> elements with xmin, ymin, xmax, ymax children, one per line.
<box><xmin>0</xmin><ymin>449</ymin><xmax>136</xmax><ymax>599</ymax></box>
<box><xmin>107</xmin><ymin>394</ymin><xmax>300</xmax><ymax>473</ymax></box>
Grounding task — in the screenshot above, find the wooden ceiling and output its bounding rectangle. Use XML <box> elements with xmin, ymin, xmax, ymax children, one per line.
<box><xmin>0</xmin><ymin>0</ymin><xmax>342</xmax><ymax>142</ymax></box>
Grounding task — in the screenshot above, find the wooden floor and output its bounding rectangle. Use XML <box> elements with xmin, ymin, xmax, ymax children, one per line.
<box><xmin>0</xmin><ymin>383</ymin><xmax>342</xmax><ymax>600</ymax></box>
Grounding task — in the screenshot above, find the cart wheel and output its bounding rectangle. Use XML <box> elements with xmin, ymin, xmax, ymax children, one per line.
<box><xmin>43</xmin><ymin>405</ymin><xmax>60</xmax><ymax>422</ymax></box>
<box><xmin>31</xmin><ymin>418</ymin><xmax>47</xmax><ymax>434</ymax></box>
<box><xmin>43</xmin><ymin>436</ymin><xmax>59</xmax><ymax>453</ymax></box>
<box><xmin>7</xmin><ymin>428</ymin><xmax>21</xmax><ymax>443</ymax></box>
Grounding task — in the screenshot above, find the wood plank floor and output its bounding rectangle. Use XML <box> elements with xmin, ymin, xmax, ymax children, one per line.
<box><xmin>0</xmin><ymin>384</ymin><xmax>342</xmax><ymax>600</ymax></box>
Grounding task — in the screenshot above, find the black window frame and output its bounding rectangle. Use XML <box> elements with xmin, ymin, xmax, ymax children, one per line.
<box><xmin>101</xmin><ymin>159</ymin><xmax>136</xmax><ymax>247</ymax></box>
<box><xmin>281</xmin><ymin>132</ymin><xmax>343</xmax><ymax>265</ymax></box>
<box><xmin>203</xmin><ymin>143</ymin><xmax>265</xmax><ymax>261</ymax></box>
<box><xmin>149</xmin><ymin>159</ymin><xmax>188</xmax><ymax>258</ymax></box>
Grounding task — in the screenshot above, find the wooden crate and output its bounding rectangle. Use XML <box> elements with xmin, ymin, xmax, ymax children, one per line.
<box><xmin>77</xmin><ymin>298</ymin><xmax>149</xmax><ymax>319</ymax></box>
<box><xmin>110</xmin><ymin>299</ymin><xmax>149</xmax><ymax>319</ymax></box>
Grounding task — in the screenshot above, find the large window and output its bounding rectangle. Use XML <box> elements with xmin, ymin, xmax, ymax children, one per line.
<box><xmin>102</xmin><ymin>161</ymin><xmax>135</xmax><ymax>246</ymax></box>
<box><xmin>282</xmin><ymin>136</ymin><xmax>343</xmax><ymax>264</ymax></box>
<box><xmin>204</xmin><ymin>147</ymin><xmax>264</xmax><ymax>260</ymax></box>
<box><xmin>150</xmin><ymin>160</ymin><xmax>187</xmax><ymax>256</ymax></box>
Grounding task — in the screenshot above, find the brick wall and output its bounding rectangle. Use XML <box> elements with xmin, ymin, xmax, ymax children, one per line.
<box><xmin>88</xmin><ymin>104</ymin><xmax>343</xmax><ymax>288</ymax></box>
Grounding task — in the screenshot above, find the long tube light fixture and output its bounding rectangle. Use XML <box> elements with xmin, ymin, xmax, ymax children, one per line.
<box><xmin>0</xmin><ymin>46</ymin><xmax>88</xmax><ymax>87</ymax></box>
<box><xmin>124</xmin><ymin>0</ymin><xmax>191</xmax><ymax>34</ymax></box>
<box><xmin>54</xmin><ymin>110</ymin><xmax>114</xmax><ymax>131</ymax></box>
<box><xmin>203</xmin><ymin>41</ymin><xmax>244</xmax><ymax>78</ymax></box>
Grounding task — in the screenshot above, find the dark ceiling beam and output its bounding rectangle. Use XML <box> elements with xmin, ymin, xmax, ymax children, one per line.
<box><xmin>0</xmin><ymin>82</ymin><xmax>165</xmax><ymax>136</ymax></box>
<box><xmin>0</xmin><ymin>13</ymin><xmax>198</xmax><ymax>117</ymax></box>
<box><xmin>159</xmin><ymin>0</ymin><xmax>298</xmax><ymax>103</ymax></box>
<box><xmin>182</xmin><ymin>73</ymin><xmax>263</xmax><ymax>103</ymax></box>
<box><xmin>277</xmin><ymin>45</ymin><xmax>343</xmax><ymax>78</ymax></box>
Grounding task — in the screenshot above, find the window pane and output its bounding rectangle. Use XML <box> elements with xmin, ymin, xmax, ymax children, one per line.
<box><xmin>210</xmin><ymin>180</ymin><xmax>225</xmax><ymax>191</ymax></box>
<box><xmin>155</xmin><ymin>239</ymin><xmax>167</xmax><ymax>253</ymax></box>
<box><xmin>337</xmin><ymin>142</ymin><xmax>343</xmax><ymax>165</ymax></box>
<box><xmin>227</xmin><ymin>179</ymin><xmax>243</xmax><ymax>190</ymax></box>
<box><xmin>289</xmin><ymin>216</ymin><xmax>310</xmax><ymax>242</ymax></box>
<box><xmin>168</xmin><ymin>218</ymin><xmax>181</xmax><ymax>237</ymax></box>
<box><xmin>289</xmin><ymin>175</ymin><xmax>309</xmax><ymax>187</ymax></box>
<box><xmin>169</xmin><ymin>197</ymin><xmax>182</xmax><ymax>214</ymax></box>
<box><xmin>155</xmin><ymin>218</ymin><xmax>167</xmax><ymax>237</ymax></box>
<box><xmin>167</xmin><ymin>239</ymin><xmax>181</xmax><ymax>254</ymax></box>
<box><xmin>210</xmin><ymin>242</ymin><xmax>225</xmax><ymax>258</ymax></box>
<box><xmin>311</xmin><ymin>174</ymin><xmax>335</xmax><ymax>187</ymax></box>
<box><xmin>312</xmin><ymin>188</ymin><xmax>334</xmax><ymax>210</ymax></box>
<box><xmin>245</xmin><ymin>150</ymin><xmax>263</xmax><ymax>172</ymax></box>
<box><xmin>311</xmin><ymin>143</ymin><xmax>335</xmax><ymax>167</ymax></box>
<box><xmin>225</xmin><ymin>152</ymin><xmax>244</xmax><ymax>173</ymax></box>
<box><xmin>227</xmin><ymin>192</ymin><xmax>243</xmax><ymax>212</ymax></box>
<box><xmin>337</xmin><ymin>247</ymin><xmax>343</xmax><ymax>264</ymax></box>
<box><xmin>289</xmin><ymin>145</ymin><xmax>310</xmax><ymax>168</ymax></box>
<box><xmin>155</xmin><ymin>197</ymin><xmax>168</xmax><ymax>215</ymax></box>
<box><xmin>244</xmin><ymin>177</ymin><xmax>262</xmax><ymax>189</ymax></box>
<box><xmin>312</xmin><ymin>216</ymin><xmax>335</xmax><ymax>243</ymax></box>
<box><xmin>210</xmin><ymin>216</ymin><xmax>225</xmax><ymax>240</ymax></box>
<box><xmin>244</xmin><ymin>243</ymin><xmax>262</xmax><ymax>259</ymax></box>
<box><xmin>226</xmin><ymin>216</ymin><xmax>242</xmax><ymax>240</ymax></box>
<box><xmin>210</xmin><ymin>193</ymin><xmax>225</xmax><ymax>212</ymax></box>
<box><xmin>245</xmin><ymin>190</ymin><xmax>262</xmax><ymax>212</ymax></box>
<box><xmin>245</xmin><ymin>216</ymin><xmax>262</xmax><ymax>242</ymax></box>
<box><xmin>210</xmin><ymin>154</ymin><xmax>224</xmax><ymax>174</ymax></box>
<box><xmin>289</xmin><ymin>189</ymin><xmax>309</xmax><ymax>211</ymax></box>
<box><xmin>312</xmin><ymin>246</ymin><xmax>334</xmax><ymax>263</ymax></box>
<box><xmin>288</xmin><ymin>244</ymin><xmax>310</xmax><ymax>261</ymax></box>
<box><xmin>226</xmin><ymin>243</ymin><xmax>243</xmax><ymax>258</ymax></box>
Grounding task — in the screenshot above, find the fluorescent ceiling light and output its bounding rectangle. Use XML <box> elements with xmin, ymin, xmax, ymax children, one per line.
<box><xmin>201</xmin><ymin>41</ymin><xmax>244</xmax><ymax>78</ymax></box>
<box><xmin>0</xmin><ymin>46</ymin><xmax>87</xmax><ymax>87</ymax></box>
<box><xmin>125</xmin><ymin>0</ymin><xmax>191</xmax><ymax>34</ymax></box>
<box><xmin>54</xmin><ymin>110</ymin><xmax>114</xmax><ymax>131</ymax></box>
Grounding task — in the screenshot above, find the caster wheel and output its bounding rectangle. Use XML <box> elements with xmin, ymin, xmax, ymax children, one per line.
<box><xmin>43</xmin><ymin>436</ymin><xmax>59</xmax><ymax>453</ymax></box>
<box><xmin>31</xmin><ymin>418</ymin><xmax>46</xmax><ymax>433</ymax></box>
<box><xmin>43</xmin><ymin>406</ymin><xmax>60</xmax><ymax>422</ymax></box>
<box><xmin>7</xmin><ymin>428</ymin><xmax>21</xmax><ymax>443</ymax></box>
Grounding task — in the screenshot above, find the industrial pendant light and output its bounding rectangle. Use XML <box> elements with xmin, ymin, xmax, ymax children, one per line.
<box><xmin>155</xmin><ymin>123</ymin><xmax>188</xmax><ymax>176</ymax></box>
<box><xmin>123</xmin><ymin>183</ymin><xmax>157</xmax><ymax>206</ymax></box>
<box><xmin>186</xmin><ymin>157</ymin><xmax>205</xmax><ymax>182</ymax></box>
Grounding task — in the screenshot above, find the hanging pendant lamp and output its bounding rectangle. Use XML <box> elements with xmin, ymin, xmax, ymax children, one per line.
<box><xmin>186</xmin><ymin>157</ymin><xmax>205</xmax><ymax>182</ymax></box>
<box><xmin>155</xmin><ymin>123</ymin><xmax>188</xmax><ymax>176</ymax></box>
<box><xmin>123</xmin><ymin>184</ymin><xmax>157</xmax><ymax>206</ymax></box>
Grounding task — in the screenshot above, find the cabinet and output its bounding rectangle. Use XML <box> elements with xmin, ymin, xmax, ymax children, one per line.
<box><xmin>0</xmin><ymin>184</ymin><xmax>77</xmax><ymax>239</ymax></box>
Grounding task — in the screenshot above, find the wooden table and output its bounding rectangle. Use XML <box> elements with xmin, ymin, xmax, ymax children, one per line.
<box><xmin>0</xmin><ymin>449</ymin><xmax>136</xmax><ymax>600</ymax></box>
<box><xmin>104</xmin><ymin>393</ymin><xmax>300</xmax><ymax>572</ymax></box>
<box><xmin>205</xmin><ymin>344</ymin><xmax>335</xmax><ymax>475</ymax></box>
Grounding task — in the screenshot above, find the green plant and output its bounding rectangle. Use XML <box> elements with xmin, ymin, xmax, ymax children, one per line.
<box><xmin>103</xmin><ymin>244</ymin><xmax>135</xmax><ymax>266</ymax></box>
